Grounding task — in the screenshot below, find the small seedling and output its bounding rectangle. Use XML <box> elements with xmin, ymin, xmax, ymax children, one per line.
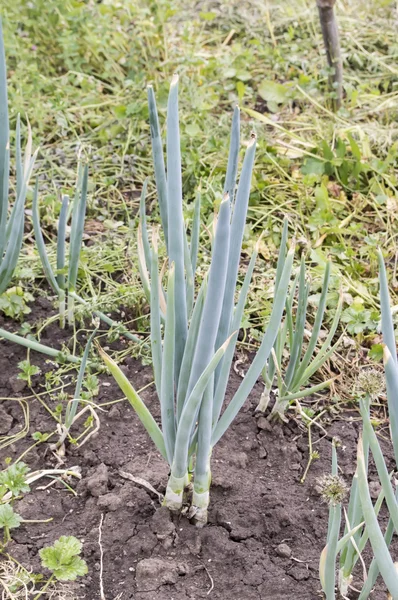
<box><xmin>18</xmin><ymin>359</ymin><xmax>41</xmax><ymax>387</ymax></box>
<box><xmin>257</xmin><ymin>252</ymin><xmax>341</xmax><ymax>418</ymax></box>
<box><xmin>0</xmin><ymin>461</ymin><xmax>30</xmax><ymax>499</ymax></box>
<box><xmin>0</xmin><ymin>287</ymin><xmax>34</xmax><ymax>320</ymax></box>
<box><xmin>39</xmin><ymin>536</ymin><xmax>88</xmax><ymax>582</ymax></box>
<box><xmin>82</xmin><ymin>373</ymin><xmax>99</xmax><ymax>398</ymax></box>
<box><xmin>0</xmin><ymin>504</ymin><xmax>22</xmax><ymax>543</ymax></box>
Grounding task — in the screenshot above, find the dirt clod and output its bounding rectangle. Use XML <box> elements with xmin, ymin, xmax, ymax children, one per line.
<box><xmin>8</xmin><ymin>374</ymin><xmax>27</xmax><ymax>394</ymax></box>
<box><xmin>135</xmin><ymin>557</ymin><xmax>179</xmax><ymax>591</ymax></box>
<box><xmin>275</xmin><ymin>543</ymin><xmax>292</xmax><ymax>558</ymax></box>
<box><xmin>97</xmin><ymin>492</ymin><xmax>123</xmax><ymax>512</ymax></box>
<box><xmin>0</xmin><ymin>405</ymin><xmax>13</xmax><ymax>434</ymax></box>
<box><xmin>87</xmin><ymin>463</ymin><xmax>109</xmax><ymax>497</ymax></box>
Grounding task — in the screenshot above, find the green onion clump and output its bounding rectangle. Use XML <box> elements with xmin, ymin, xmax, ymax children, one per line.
<box><xmin>33</xmin><ymin>162</ymin><xmax>142</xmax><ymax>343</ymax></box>
<box><xmin>32</xmin><ymin>162</ymin><xmax>88</xmax><ymax>328</ymax></box>
<box><xmin>258</xmin><ymin>250</ymin><xmax>342</xmax><ymax>418</ymax></box>
<box><xmin>321</xmin><ymin>250</ymin><xmax>398</xmax><ymax>599</ymax></box>
<box><xmin>100</xmin><ymin>75</ymin><xmax>294</xmax><ymax>525</ymax></box>
<box><xmin>0</xmin><ymin>21</ymin><xmax>69</xmax><ymax>360</ymax></box>
<box><xmin>0</xmin><ymin>19</ymin><xmax>37</xmax><ymax>296</ymax></box>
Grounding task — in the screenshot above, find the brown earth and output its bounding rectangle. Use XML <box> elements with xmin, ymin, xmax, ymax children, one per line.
<box><xmin>0</xmin><ymin>301</ymin><xmax>394</xmax><ymax>600</ymax></box>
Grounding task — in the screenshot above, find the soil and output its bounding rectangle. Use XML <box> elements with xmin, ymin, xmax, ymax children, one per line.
<box><xmin>0</xmin><ymin>302</ymin><xmax>394</xmax><ymax>600</ymax></box>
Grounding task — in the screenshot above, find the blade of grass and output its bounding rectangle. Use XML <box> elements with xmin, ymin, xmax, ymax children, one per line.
<box><xmin>357</xmin><ymin>491</ymin><xmax>398</xmax><ymax>600</ymax></box>
<box><xmin>186</xmin><ymin>197</ymin><xmax>230</xmax><ymax>398</ymax></box>
<box><xmin>0</xmin><ymin>327</ymin><xmax>79</xmax><ymax>363</ymax></box>
<box><xmin>183</xmin><ymin>226</ymin><xmax>194</xmax><ymax>316</ymax></box>
<box><xmin>283</xmin><ymin>256</ymin><xmax>309</xmax><ymax>392</ymax></box>
<box><xmin>383</xmin><ymin>346</ymin><xmax>398</xmax><ymax>472</ymax></box>
<box><xmin>57</xmin><ymin>195</ymin><xmax>69</xmax><ymax>328</ymax></box>
<box><xmin>291</xmin><ymin>260</ymin><xmax>332</xmax><ymax>389</ymax></box>
<box><xmin>378</xmin><ymin>249</ymin><xmax>397</xmax><ymax>365</ymax></box>
<box><xmin>139</xmin><ymin>179</ymin><xmax>151</xmax><ymax>273</ymax></box>
<box><xmin>57</xmin><ymin>195</ymin><xmax>69</xmax><ymax>291</ymax></box>
<box><xmin>224</xmin><ymin>105</ymin><xmax>240</xmax><ymax>202</ymax></box>
<box><xmin>15</xmin><ymin>115</ymin><xmax>22</xmax><ymax>201</ymax></box>
<box><xmin>212</xmin><ymin>246</ymin><xmax>258</xmax><ymax>425</ymax></box>
<box><xmin>68</xmin><ymin>164</ymin><xmax>88</xmax><ymax>292</ymax></box>
<box><xmin>0</xmin><ymin>18</ymin><xmax>9</xmax><ymax>225</ymax></box>
<box><xmin>214</xmin><ymin>135</ymin><xmax>256</xmax><ymax>368</ymax></box>
<box><xmin>137</xmin><ymin>222</ymin><xmax>151</xmax><ymax>302</ymax></box>
<box><xmin>323</xmin><ymin>446</ymin><xmax>341</xmax><ymax>600</ymax></box>
<box><xmin>176</xmin><ymin>277</ymin><xmax>206</xmax><ymax>422</ymax></box>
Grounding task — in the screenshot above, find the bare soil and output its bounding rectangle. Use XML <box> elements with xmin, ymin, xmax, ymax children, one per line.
<box><xmin>0</xmin><ymin>302</ymin><xmax>394</xmax><ymax>600</ymax></box>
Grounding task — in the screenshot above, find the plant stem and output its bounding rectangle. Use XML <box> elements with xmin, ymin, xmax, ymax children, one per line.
<box><xmin>0</xmin><ymin>327</ymin><xmax>79</xmax><ymax>363</ymax></box>
<box><xmin>59</xmin><ymin>289</ymin><xmax>66</xmax><ymax>329</ymax></box>
<box><xmin>33</xmin><ymin>574</ymin><xmax>55</xmax><ymax>600</ymax></box>
<box><xmin>300</xmin><ymin>423</ymin><xmax>317</xmax><ymax>483</ymax></box>
<box><xmin>256</xmin><ymin>384</ymin><xmax>271</xmax><ymax>412</ymax></box>
<box><xmin>70</xmin><ymin>291</ymin><xmax>145</xmax><ymax>345</ymax></box>
<box><xmin>67</xmin><ymin>291</ymin><xmax>75</xmax><ymax>327</ymax></box>
<box><xmin>164</xmin><ymin>472</ymin><xmax>188</xmax><ymax>512</ymax></box>
<box><xmin>317</xmin><ymin>0</ymin><xmax>343</xmax><ymax>110</ymax></box>
<box><xmin>21</xmin><ymin>518</ymin><xmax>53</xmax><ymax>524</ymax></box>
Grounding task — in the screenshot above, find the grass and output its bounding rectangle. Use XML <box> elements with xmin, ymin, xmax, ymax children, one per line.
<box><xmin>0</xmin><ymin>0</ymin><xmax>397</xmax><ymax>411</ymax></box>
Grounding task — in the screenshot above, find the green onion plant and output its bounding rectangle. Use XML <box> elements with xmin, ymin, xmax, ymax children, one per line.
<box><xmin>320</xmin><ymin>250</ymin><xmax>398</xmax><ymax>599</ymax></box>
<box><xmin>100</xmin><ymin>75</ymin><xmax>294</xmax><ymax>525</ymax></box>
<box><xmin>0</xmin><ymin>19</ymin><xmax>37</xmax><ymax>296</ymax></box>
<box><xmin>257</xmin><ymin>249</ymin><xmax>342</xmax><ymax>419</ymax></box>
<box><xmin>33</xmin><ymin>163</ymin><xmax>88</xmax><ymax>328</ymax></box>
<box><xmin>33</xmin><ymin>164</ymin><xmax>142</xmax><ymax>343</ymax></box>
<box><xmin>55</xmin><ymin>329</ymin><xmax>97</xmax><ymax>453</ymax></box>
<box><xmin>0</xmin><ymin>20</ymin><xmax>71</xmax><ymax>361</ymax></box>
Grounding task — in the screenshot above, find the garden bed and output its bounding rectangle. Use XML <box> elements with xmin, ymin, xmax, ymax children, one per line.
<box><xmin>0</xmin><ymin>307</ymin><xmax>393</xmax><ymax>600</ymax></box>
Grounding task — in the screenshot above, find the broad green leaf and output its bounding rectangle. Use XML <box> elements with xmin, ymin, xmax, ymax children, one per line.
<box><xmin>0</xmin><ymin>504</ymin><xmax>22</xmax><ymax>529</ymax></box>
<box><xmin>258</xmin><ymin>80</ymin><xmax>289</xmax><ymax>104</ymax></box>
<box><xmin>39</xmin><ymin>536</ymin><xmax>88</xmax><ymax>582</ymax></box>
<box><xmin>0</xmin><ymin>461</ymin><xmax>30</xmax><ymax>497</ymax></box>
<box><xmin>301</xmin><ymin>156</ymin><xmax>325</xmax><ymax>176</ymax></box>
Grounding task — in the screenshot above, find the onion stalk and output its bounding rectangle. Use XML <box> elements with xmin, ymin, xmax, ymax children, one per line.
<box><xmin>32</xmin><ymin>165</ymin><xmax>142</xmax><ymax>344</ymax></box>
